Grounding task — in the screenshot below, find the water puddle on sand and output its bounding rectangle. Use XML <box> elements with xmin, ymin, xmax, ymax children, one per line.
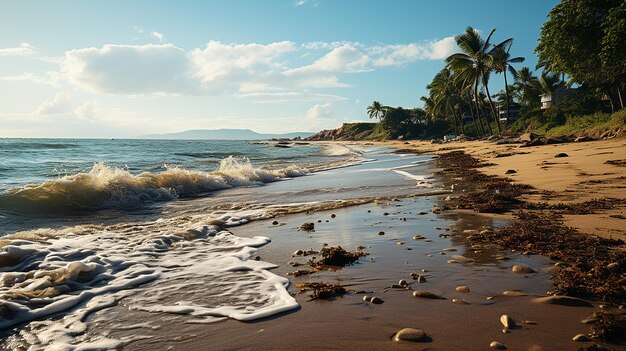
<box><xmin>90</xmin><ymin>195</ymin><xmax>605</xmax><ymax>351</ymax></box>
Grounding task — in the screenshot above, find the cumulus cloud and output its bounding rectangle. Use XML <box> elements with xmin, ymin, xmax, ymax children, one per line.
<box><xmin>151</xmin><ymin>31</ymin><xmax>164</xmax><ymax>42</ymax></box>
<box><xmin>307</xmin><ymin>103</ymin><xmax>333</xmax><ymax>119</ymax></box>
<box><xmin>56</xmin><ymin>38</ymin><xmax>457</xmax><ymax>97</ymax></box>
<box><xmin>0</xmin><ymin>43</ymin><xmax>35</xmax><ymax>56</ymax></box>
<box><xmin>62</xmin><ymin>44</ymin><xmax>198</xmax><ymax>95</ymax></box>
<box><xmin>35</xmin><ymin>92</ymin><xmax>72</xmax><ymax>115</ymax></box>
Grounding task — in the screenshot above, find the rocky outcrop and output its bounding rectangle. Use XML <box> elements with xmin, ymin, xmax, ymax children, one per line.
<box><xmin>305</xmin><ymin>123</ymin><xmax>382</xmax><ymax>141</ymax></box>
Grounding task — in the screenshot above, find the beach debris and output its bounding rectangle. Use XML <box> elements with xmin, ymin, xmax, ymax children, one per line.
<box><xmin>555</xmin><ymin>152</ymin><xmax>569</xmax><ymax>158</ymax></box>
<box><xmin>455</xmin><ymin>286</ymin><xmax>470</xmax><ymax>293</ymax></box>
<box><xmin>412</xmin><ymin>234</ymin><xmax>426</xmax><ymax>240</ymax></box>
<box><xmin>511</xmin><ymin>264</ymin><xmax>535</xmax><ymax>274</ymax></box>
<box><xmin>310</xmin><ymin>246</ymin><xmax>367</xmax><ymax>268</ymax></box>
<box><xmin>370</xmin><ymin>296</ymin><xmax>384</xmax><ymax>304</ymax></box>
<box><xmin>272</xmin><ymin>220</ymin><xmax>279</xmax><ymax>225</ymax></box>
<box><xmin>392</xmin><ymin>328</ymin><xmax>428</xmax><ymax>342</ymax></box>
<box><xmin>293</xmin><ymin>250</ymin><xmax>304</xmax><ymax>257</ymax></box>
<box><xmin>523</xmin><ymin>320</ymin><xmax>537</xmax><ymax>325</ymax></box>
<box><xmin>399</xmin><ymin>279</ymin><xmax>409</xmax><ymax>287</ymax></box>
<box><xmin>442</xmin><ymin>248</ymin><xmax>457</xmax><ymax>252</ymax></box>
<box><xmin>410</xmin><ymin>273</ymin><xmax>426</xmax><ymax>282</ymax></box>
<box><xmin>500</xmin><ymin>314</ymin><xmax>516</xmax><ymax>329</ymax></box>
<box><xmin>295</xmin><ymin>282</ymin><xmax>346</xmax><ymax>300</ymax></box>
<box><xmin>573</xmin><ymin>334</ymin><xmax>592</xmax><ymax>342</ymax></box>
<box><xmin>489</xmin><ymin>341</ymin><xmax>508</xmax><ymax>350</ymax></box>
<box><xmin>451</xmin><ymin>255</ymin><xmax>474</xmax><ymax>263</ymax></box>
<box><xmin>533</xmin><ymin>295</ymin><xmax>593</xmax><ymax>307</ymax></box>
<box><xmin>412</xmin><ymin>290</ymin><xmax>446</xmax><ymax>299</ymax></box>
<box><xmin>300</xmin><ymin>222</ymin><xmax>315</xmax><ymax>231</ymax></box>
<box><xmin>288</xmin><ymin>269</ymin><xmax>316</xmax><ymax>277</ymax></box>
<box><xmin>588</xmin><ymin>311</ymin><xmax>626</xmax><ymax>342</ymax></box>
<box><xmin>504</xmin><ymin>169</ymin><xmax>517</xmax><ymax>174</ymax></box>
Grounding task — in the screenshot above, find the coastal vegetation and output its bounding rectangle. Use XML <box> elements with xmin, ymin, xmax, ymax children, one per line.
<box><xmin>311</xmin><ymin>0</ymin><xmax>624</xmax><ymax>141</ymax></box>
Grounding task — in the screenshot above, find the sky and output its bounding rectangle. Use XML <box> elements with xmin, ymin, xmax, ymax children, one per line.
<box><xmin>0</xmin><ymin>0</ymin><xmax>559</xmax><ymax>138</ymax></box>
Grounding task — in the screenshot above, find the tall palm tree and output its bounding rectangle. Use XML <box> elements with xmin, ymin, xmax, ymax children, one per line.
<box><xmin>492</xmin><ymin>45</ymin><xmax>524</xmax><ymax>121</ymax></box>
<box><xmin>446</xmin><ymin>27</ymin><xmax>508</xmax><ymax>135</ymax></box>
<box><xmin>429</xmin><ymin>67</ymin><xmax>461</xmax><ymax>135</ymax></box>
<box><xmin>513</xmin><ymin>67</ymin><xmax>540</xmax><ymax>107</ymax></box>
<box><xmin>367</xmin><ymin>101</ymin><xmax>385</xmax><ymax>120</ymax></box>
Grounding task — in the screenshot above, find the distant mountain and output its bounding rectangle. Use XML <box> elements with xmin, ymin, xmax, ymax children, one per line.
<box><xmin>141</xmin><ymin>129</ymin><xmax>314</xmax><ymax>140</ymax></box>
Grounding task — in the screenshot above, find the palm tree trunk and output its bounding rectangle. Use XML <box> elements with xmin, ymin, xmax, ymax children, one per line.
<box><xmin>474</xmin><ymin>82</ymin><xmax>492</xmax><ymax>135</ymax></box>
<box><xmin>466</xmin><ymin>92</ymin><xmax>482</xmax><ymax>137</ymax></box>
<box><xmin>458</xmin><ymin>106</ymin><xmax>467</xmax><ymax>135</ymax></box>
<box><xmin>617</xmin><ymin>85</ymin><xmax>624</xmax><ymax>110</ymax></box>
<box><xmin>503</xmin><ymin>71</ymin><xmax>511</xmax><ymax>122</ymax></box>
<box><xmin>450</xmin><ymin>104</ymin><xmax>459</xmax><ymax>136</ymax></box>
<box><xmin>483</xmin><ymin>76</ymin><xmax>502</xmax><ymax>134</ymax></box>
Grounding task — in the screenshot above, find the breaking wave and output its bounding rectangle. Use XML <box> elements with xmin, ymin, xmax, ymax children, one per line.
<box><xmin>0</xmin><ymin>156</ymin><xmax>307</xmax><ymax>213</ymax></box>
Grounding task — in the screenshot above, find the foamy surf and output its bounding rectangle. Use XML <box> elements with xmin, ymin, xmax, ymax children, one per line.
<box><xmin>0</xmin><ymin>156</ymin><xmax>307</xmax><ymax>214</ymax></box>
<box><xmin>0</xmin><ymin>215</ymin><xmax>299</xmax><ymax>350</ymax></box>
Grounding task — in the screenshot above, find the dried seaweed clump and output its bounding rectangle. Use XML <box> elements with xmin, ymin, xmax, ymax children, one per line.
<box><xmin>295</xmin><ymin>282</ymin><xmax>347</xmax><ymax>300</ymax></box>
<box><xmin>312</xmin><ymin>246</ymin><xmax>367</xmax><ymax>268</ymax></box>
<box><xmin>589</xmin><ymin>311</ymin><xmax>626</xmax><ymax>342</ymax></box>
<box><xmin>468</xmin><ymin>211</ymin><xmax>625</xmax><ymax>302</ymax></box>
<box><xmin>300</xmin><ymin>222</ymin><xmax>315</xmax><ymax>231</ymax></box>
<box><xmin>527</xmin><ymin>197</ymin><xmax>626</xmax><ymax>215</ymax></box>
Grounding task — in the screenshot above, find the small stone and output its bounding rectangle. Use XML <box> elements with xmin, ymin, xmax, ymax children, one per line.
<box><xmin>396</xmin><ymin>241</ymin><xmax>404</xmax><ymax>245</ymax></box>
<box><xmin>378</xmin><ymin>231</ymin><xmax>385</xmax><ymax>235</ymax></box>
<box><xmin>399</xmin><ymin>279</ymin><xmax>408</xmax><ymax>287</ymax></box>
<box><xmin>413</xmin><ymin>235</ymin><xmax>425</xmax><ymax>240</ymax></box>
<box><xmin>480</xmin><ymin>229</ymin><xmax>495</xmax><ymax>235</ymax></box>
<box><xmin>502</xmin><ymin>290</ymin><xmax>527</xmax><ymax>297</ymax></box>
<box><xmin>254</xmin><ymin>256</ymin><xmax>261</xmax><ymax>261</ymax></box>
<box><xmin>572</xmin><ymin>334</ymin><xmax>591</xmax><ymax>342</ymax></box>
<box><xmin>554</xmin><ymin>153</ymin><xmax>569</xmax><ymax>158</ymax></box>
<box><xmin>502</xmin><ymin>328</ymin><xmax>510</xmax><ymax>334</ymax></box>
<box><xmin>393</xmin><ymin>328</ymin><xmax>428</xmax><ymax>342</ymax></box>
<box><xmin>500</xmin><ymin>315</ymin><xmax>515</xmax><ymax>329</ymax></box>
<box><xmin>512</xmin><ymin>264</ymin><xmax>535</xmax><ymax>274</ymax></box>
<box><xmin>443</xmin><ymin>248</ymin><xmax>457</xmax><ymax>252</ymax></box>
<box><xmin>317</xmin><ymin>220</ymin><xmax>322</xmax><ymax>223</ymax></box>
<box><xmin>447</xmin><ymin>260</ymin><xmax>460</xmax><ymax>264</ymax></box>
<box><xmin>363</xmin><ymin>295</ymin><xmax>371</xmax><ymax>302</ymax></box>
<box><xmin>370</xmin><ymin>296</ymin><xmax>384</xmax><ymax>304</ymax></box>
<box><xmin>272</xmin><ymin>220</ymin><xmax>279</xmax><ymax>225</ymax></box>
<box><xmin>455</xmin><ymin>286</ymin><xmax>470</xmax><ymax>293</ymax></box>
<box><xmin>331</xmin><ymin>213</ymin><xmax>336</xmax><ymax>218</ymax></box>
<box><xmin>292</xmin><ymin>250</ymin><xmax>304</xmax><ymax>256</ymax></box>
<box><xmin>413</xmin><ymin>290</ymin><xmax>446</xmax><ymax>299</ymax></box>
<box><xmin>451</xmin><ymin>255</ymin><xmax>474</xmax><ymax>263</ymax></box>
<box><xmin>504</xmin><ymin>169</ymin><xmax>517</xmax><ymax>174</ymax></box>
<box><xmin>533</xmin><ymin>295</ymin><xmax>593</xmax><ymax>307</ymax></box>
<box><xmin>452</xmin><ymin>298</ymin><xmax>469</xmax><ymax>305</ymax></box>
<box><xmin>300</xmin><ymin>222</ymin><xmax>315</xmax><ymax>231</ymax></box>
<box><xmin>523</xmin><ymin>320</ymin><xmax>537</xmax><ymax>325</ymax></box>
<box><xmin>490</xmin><ymin>341</ymin><xmax>507</xmax><ymax>350</ymax></box>
<box><xmin>581</xmin><ymin>318</ymin><xmax>598</xmax><ymax>324</ymax></box>
<box><xmin>418</xmin><ymin>212</ymin><xmax>428</xmax><ymax>215</ymax></box>
<box><xmin>486</xmin><ymin>296</ymin><xmax>494</xmax><ymax>300</ymax></box>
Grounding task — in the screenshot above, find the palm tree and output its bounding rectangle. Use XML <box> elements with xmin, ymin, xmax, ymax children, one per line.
<box><xmin>533</xmin><ymin>71</ymin><xmax>563</xmax><ymax>97</ymax></box>
<box><xmin>492</xmin><ymin>44</ymin><xmax>524</xmax><ymax>121</ymax></box>
<box><xmin>446</xmin><ymin>27</ymin><xmax>508</xmax><ymax>135</ymax></box>
<box><xmin>429</xmin><ymin>68</ymin><xmax>461</xmax><ymax>135</ymax></box>
<box><xmin>367</xmin><ymin>101</ymin><xmax>385</xmax><ymax>120</ymax></box>
<box><xmin>513</xmin><ymin>67</ymin><xmax>540</xmax><ymax>107</ymax></box>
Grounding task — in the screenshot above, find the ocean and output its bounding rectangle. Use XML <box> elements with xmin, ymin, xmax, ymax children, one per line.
<box><xmin>0</xmin><ymin>138</ymin><xmax>437</xmax><ymax>349</ymax></box>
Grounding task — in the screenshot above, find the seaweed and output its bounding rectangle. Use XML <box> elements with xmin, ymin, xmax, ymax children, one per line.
<box><xmin>295</xmin><ymin>282</ymin><xmax>347</xmax><ymax>300</ymax></box>
<box><xmin>311</xmin><ymin>246</ymin><xmax>367</xmax><ymax>268</ymax></box>
<box><xmin>589</xmin><ymin>311</ymin><xmax>626</xmax><ymax>343</ymax></box>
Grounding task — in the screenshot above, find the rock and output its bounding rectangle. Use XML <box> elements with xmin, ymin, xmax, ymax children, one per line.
<box><xmin>523</xmin><ymin>320</ymin><xmax>537</xmax><ymax>325</ymax></box>
<box><xmin>500</xmin><ymin>314</ymin><xmax>515</xmax><ymax>329</ymax></box>
<box><xmin>418</xmin><ymin>212</ymin><xmax>428</xmax><ymax>215</ymax></box>
<box><xmin>504</xmin><ymin>169</ymin><xmax>517</xmax><ymax>174</ymax></box>
<box><xmin>451</xmin><ymin>255</ymin><xmax>475</xmax><ymax>263</ymax></box>
<box><xmin>443</xmin><ymin>248</ymin><xmax>458</xmax><ymax>252</ymax></box>
<box><xmin>512</xmin><ymin>264</ymin><xmax>535</xmax><ymax>274</ymax></box>
<box><xmin>533</xmin><ymin>295</ymin><xmax>593</xmax><ymax>307</ymax></box>
<box><xmin>363</xmin><ymin>295</ymin><xmax>371</xmax><ymax>302</ymax></box>
<box><xmin>554</xmin><ymin>153</ymin><xmax>569</xmax><ymax>158</ymax></box>
<box><xmin>519</xmin><ymin>132</ymin><xmax>539</xmax><ymax>142</ymax></box>
<box><xmin>399</xmin><ymin>279</ymin><xmax>408</xmax><ymax>287</ymax></box>
<box><xmin>572</xmin><ymin>334</ymin><xmax>591</xmax><ymax>342</ymax></box>
<box><xmin>455</xmin><ymin>286</ymin><xmax>470</xmax><ymax>293</ymax></box>
<box><xmin>393</xmin><ymin>328</ymin><xmax>428</xmax><ymax>342</ymax></box>
<box><xmin>370</xmin><ymin>296</ymin><xmax>384</xmax><ymax>304</ymax></box>
<box><xmin>378</xmin><ymin>231</ymin><xmax>385</xmax><ymax>235</ymax></box>
<box><xmin>412</xmin><ymin>235</ymin><xmax>425</xmax><ymax>240</ymax></box>
<box><xmin>581</xmin><ymin>318</ymin><xmax>598</xmax><ymax>324</ymax></box>
<box><xmin>254</xmin><ymin>256</ymin><xmax>261</xmax><ymax>261</ymax></box>
<box><xmin>452</xmin><ymin>298</ymin><xmax>469</xmax><ymax>305</ymax></box>
<box><xmin>272</xmin><ymin>220</ymin><xmax>279</xmax><ymax>225</ymax></box>
<box><xmin>502</xmin><ymin>328</ymin><xmax>510</xmax><ymax>334</ymax></box>
<box><xmin>490</xmin><ymin>341</ymin><xmax>508</xmax><ymax>350</ymax></box>
<box><xmin>396</xmin><ymin>241</ymin><xmax>404</xmax><ymax>245</ymax></box>
<box><xmin>447</xmin><ymin>260</ymin><xmax>460</xmax><ymax>264</ymax></box>
<box><xmin>292</xmin><ymin>250</ymin><xmax>304</xmax><ymax>256</ymax></box>
<box><xmin>413</xmin><ymin>290</ymin><xmax>446</xmax><ymax>300</ymax></box>
<box><xmin>502</xmin><ymin>290</ymin><xmax>527</xmax><ymax>297</ymax></box>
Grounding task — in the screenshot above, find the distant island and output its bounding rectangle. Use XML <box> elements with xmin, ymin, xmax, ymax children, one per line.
<box><xmin>140</xmin><ymin>128</ymin><xmax>314</xmax><ymax>140</ymax></box>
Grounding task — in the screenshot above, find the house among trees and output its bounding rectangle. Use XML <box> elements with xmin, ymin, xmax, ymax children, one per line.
<box><xmin>540</xmin><ymin>87</ymin><xmax>570</xmax><ymax>109</ymax></box>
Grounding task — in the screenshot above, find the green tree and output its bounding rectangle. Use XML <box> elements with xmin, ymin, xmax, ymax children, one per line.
<box><xmin>367</xmin><ymin>101</ymin><xmax>385</xmax><ymax>120</ymax></box>
<box><xmin>513</xmin><ymin>67</ymin><xmax>540</xmax><ymax>107</ymax></box>
<box><xmin>535</xmin><ymin>0</ymin><xmax>625</xmax><ymax>109</ymax></box>
<box><xmin>492</xmin><ymin>45</ymin><xmax>525</xmax><ymax>121</ymax></box>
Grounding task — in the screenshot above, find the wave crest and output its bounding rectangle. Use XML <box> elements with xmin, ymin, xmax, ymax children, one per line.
<box><xmin>0</xmin><ymin>156</ymin><xmax>306</xmax><ymax>213</ymax></box>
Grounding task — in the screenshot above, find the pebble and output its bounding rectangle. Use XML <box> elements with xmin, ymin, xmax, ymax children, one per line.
<box><xmin>363</xmin><ymin>295</ymin><xmax>371</xmax><ymax>302</ymax></box>
<box><xmin>502</xmin><ymin>328</ymin><xmax>510</xmax><ymax>334</ymax></box>
<box><xmin>533</xmin><ymin>295</ymin><xmax>593</xmax><ymax>307</ymax></box>
<box><xmin>272</xmin><ymin>220</ymin><xmax>279</xmax><ymax>225</ymax></box>
<box><xmin>396</xmin><ymin>241</ymin><xmax>404</xmax><ymax>245</ymax></box>
<box><xmin>452</xmin><ymin>298</ymin><xmax>469</xmax><ymax>305</ymax></box>
<box><xmin>512</xmin><ymin>264</ymin><xmax>535</xmax><ymax>274</ymax></box>
<box><xmin>331</xmin><ymin>214</ymin><xmax>336</xmax><ymax>218</ymax></box>
<box><xmin>399</xmin><ymin>279</ymin><xmax>408</xmax><ymax>287</ymax></box>
<box><xmin>502</xmin><ymin>290</ymin><xmax>527</xmax><ymax>297</ymax></box>
<box><xmin>490</xmin><ymin>341</ymin><xmax>508</xmax><ymax>350</ymax></box>
<box><xmin>451</xmin><ymin>255</ymin><xmax>475</xmax><ymax>263</ymax></box>
<box><xmin>581</xmin><ymin>318</ymin><xmax>598</xmax><ymax>324</ymax></box>
<box><xmin>443</xmin><ymin>248</ymin><xmax>458</xmax><ymax>252</ymax></box>
<box><xmin>572</xmin><ymin>334</ymin><xmax>591</xmax><ymax>342</ymax></box>
<box><xmin>413</xmin><ymin>235</ymin><xmax>425</xmax><ymax>240</ymax></box>
<box><xmin>523</xmin><ymin>320</ymin><xmax>537</xmax><ymax>325</ymax></box>
<box><xmin>378</xmin><ymin>231</ymin><xmax>385</xmax><ymax>235</ymax></box>
<box><xmin>500</xmin><ymin>315</ymin><xmax>515</xmax><ymax>329</ymax></box>
<box><xmin>463</xmin><ymin>229</ymin><xmax>480</xmax><ymax>235</ymax></box>
<box><xmin>393</xmin><ymin>328</ymin><xmax>428</xmax><ymax>342</ymax></box>
<box><xmin>413</xmin><ymin>290</ymin><xmax>446</xmax><ymax>299</ymax></box>
<box><xmin>370</xmin><ymin>296</ymin><xmax>384</xmax><ymax>304</ymax></box>
<box><xmin>504</xmin><ymin>169</ymin><xmax>517</xmax><ymax>174</ymax></box>
<box><xmin>292</xmin><ymin>250</ymin><xmax>304</xmax><ymax>256</ymax></box>
<box><xmin>447</xmin><ymin>260</ymin><xmax>460</xmax><ymax>264</ymax></box>
<box><xmin>480</xmin><ymin>229</ymin><xmax>495</xmax><ymax>235</ymax></box>
<box><xmin>554</xmin><ymin>153</ymin><xmax>569</xmax><ymax>158</ymax></box>
<box><xmin>455</xmin><ymin>286</ymin><xmax>470</xmax><ymax>293</ymax></box>
<box><xmin>486</xmin><ymin>296</ymin><xmax>495</xmax><ymax>300</ymax></box>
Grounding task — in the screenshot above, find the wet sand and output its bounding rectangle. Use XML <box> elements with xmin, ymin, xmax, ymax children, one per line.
<box><xmin>117</xmin><ymin>195</ymin><xmax>609</xmax><ymax>350</ymax></box>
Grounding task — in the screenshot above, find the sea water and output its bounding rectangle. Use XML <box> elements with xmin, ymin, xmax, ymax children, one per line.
<box><xmin>0</xmin><ymin>138</ymin><xmax>435</xmax><ymax>349</ymax></box>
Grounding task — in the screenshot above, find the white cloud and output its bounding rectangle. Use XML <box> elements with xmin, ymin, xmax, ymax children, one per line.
<box><xmin>0</xmin><ymin>43</ymin><xmax>35</xmax><ymax>57</ymax></box>
<box><xmin>307</xmin><ymin>103</ymin><xmax>333</xmax><ymax>119</ymax></box>
<box><xmin>151</xmin><ymin>31</ymin><xmax>164</xmax><ymax>42</ymax></box>
<box><xmin>371</xmin><ymin>36</ymin><xmax>458</xmax><ymax>67</ymax></box>
<box><xmin>238</xmin><ymin>92</ymin><xmax>348</xmax><ymax>104</ymax></box>
<box><xmin>286</xmin><ymin>44</ymin><xmax>370</xmax><ymax>76</ymax></box>
<box><xmin>62</xmin><ymin>44</ymin><xmax>198</xmax><ymax>95</ymax></box>
<box><xmin>35</xmin><ymin>92</ymin><xmax>72</xmax><ymax>115</ymax></box>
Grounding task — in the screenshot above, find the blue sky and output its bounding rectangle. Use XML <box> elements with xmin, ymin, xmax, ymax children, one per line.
<box><xmin>0</xmin><ymin>0</ymin><xmax>558</xmax><ymax>138</ymax></box>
